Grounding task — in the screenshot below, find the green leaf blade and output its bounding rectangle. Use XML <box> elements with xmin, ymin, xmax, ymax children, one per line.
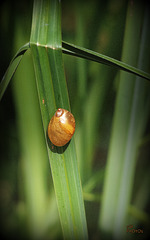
<box><xmin>0</xmin><ymin>43</ymin><xmax>29</xmax><ymax>100</ymax></box>
<box><xmin>30</xmin><ymin>0</ymin><xmax>88</xmax><ymax>239</ymax></box>
<box><xmin>62</xmin><ymin>41</ymin><xmax>150</xmax><ymax>81</ymax></box>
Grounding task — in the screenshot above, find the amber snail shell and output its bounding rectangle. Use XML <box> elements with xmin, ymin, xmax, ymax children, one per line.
<box><xmin>48</xmin><ymin>108</ymin><xmax>75</xmax><ymax>147</ymax></box>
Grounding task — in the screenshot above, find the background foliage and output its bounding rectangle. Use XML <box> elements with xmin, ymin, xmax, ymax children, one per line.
<box><xmin>0</xmin><ymin>0</ymin><xmax>150</xmax><ymax>239</ymax></box>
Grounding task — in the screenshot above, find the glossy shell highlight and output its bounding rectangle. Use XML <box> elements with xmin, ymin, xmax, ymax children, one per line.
<box><xmin>48</xmin><ymin>108</ymin><xmax>75</xmax><ymax>146</ymax></box>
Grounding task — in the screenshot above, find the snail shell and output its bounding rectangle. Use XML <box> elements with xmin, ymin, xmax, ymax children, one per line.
<box><xmin>48</xmin><ymin>108</ymin><xmax>75</xmax><ymax>147</ymax></box>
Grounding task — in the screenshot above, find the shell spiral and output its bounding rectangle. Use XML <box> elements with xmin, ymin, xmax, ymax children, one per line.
<box><xmin>48</xmin><ymin>108</ymin><xmax>75</xmax><ymax>146</ymax></box>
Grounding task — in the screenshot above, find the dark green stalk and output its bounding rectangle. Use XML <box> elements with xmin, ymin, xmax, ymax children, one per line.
<box><xmin>30</xmin><ymin>0</ymin><xmax>88</xmax><ymax>239</ymax></box>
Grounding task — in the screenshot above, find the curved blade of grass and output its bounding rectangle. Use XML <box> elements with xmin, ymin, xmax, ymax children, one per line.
<box><xmin>0</xmin><ymin>43</ymin><xmax>29</xmax><ymax>100</ymax></box>
<box><xmin>30</xmin><ymin>0</ymin><xmax>88</xmax><ymax>239</ymax></box>
<box><xmin>62</xmin><ymin>41</ymin><xmax>150</xmax><ymax>81</ymax></box>
<box><xmin>1</xmin><ymin>33</ymin><xmax>149</xmax><ymax>103</ymax></box>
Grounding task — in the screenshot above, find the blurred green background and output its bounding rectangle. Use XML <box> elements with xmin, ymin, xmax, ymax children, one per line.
<box><xmin>0</xmin><ymin>0</ymin><xmax>150</xmax><ymax>239</ymax></box>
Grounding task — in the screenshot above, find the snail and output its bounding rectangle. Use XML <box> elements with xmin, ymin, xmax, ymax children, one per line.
<box><xmin>48</xmin><ymin>108</ymin><xmax>75</xmax><ymax>147</ymax></box>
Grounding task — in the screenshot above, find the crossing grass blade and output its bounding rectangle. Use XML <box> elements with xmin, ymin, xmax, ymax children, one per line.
<box><xmin>1</xmin><ymin>28</ymin><xmax>150</xmax><ymax>103</ymax></box>
<box><xmin>0</xmin><ymin>43</ymin><xmax>29</xmax><ymax>100</ymax></box>
<box><xmin>30</xmin><ymin>0</ymin><xmax>88</xmax><ymax>239</ymax></box>
<box><xmin>62</xmin><ymin>41</ymin><xmax>150</xmax><ymax>81</ymax></box>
